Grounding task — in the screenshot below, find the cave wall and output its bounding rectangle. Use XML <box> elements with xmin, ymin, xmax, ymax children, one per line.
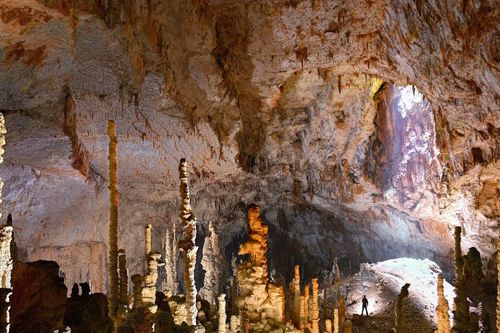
<box><xmin>0</xmin><ymin>0</ymin><xmax>498</xmax><ymax>292</ymax></box>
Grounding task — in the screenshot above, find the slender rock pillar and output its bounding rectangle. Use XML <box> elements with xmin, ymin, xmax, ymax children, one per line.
<box><xmin>293</xmin><ymin>265</ymin><xmax>301</xmax><ymax>326</ymax></box>
<box><xmin>178</xmin><ymin>159</ymin><xmax>198</xmax><ymax>329</ymax></box>
<box><xmin>436</xmin><ymin>273</ymin><xmax>450</xmax><ymax>333</ymax></box>
<box><xmin>107</xmin><ymin>120</ymin><xmax>119</xmax><ymax>323</ymax></box>
<box><xmin>218</xmin><ymin>294</ymin><xmax>227</xmax><ymax>333</ymax></box>
<box><xmin>333</xmin><ymin>308</ymin><xmax>339</xmax><ymax>333</ymax></box>
<box><xmin>142</xmin><ymin>252</ymin><xmax>162</xmax><ymax>314</ymax></box>
<box><xmin>497</xmin><ymin>235</ymin><xmax>500</xmax><ymax>333</ymax></box>
<box><xmin>338</xmin><ymin>294</ymin><xmax>345</xmax><ymax>326</ymax></box>
<box><xmin>117</xmin><ymin>249</ymin><xmax>128</xmax><ymax>318</ymax></box>
<box><xmin>311</xmin><ymin>279</ymin><xmax>319</xmax><ymax>333</ymax></box>
<box><xmin>145</xmin><ymin>224</ymin><xmax>152</xmax><ymax>258</ymax></box>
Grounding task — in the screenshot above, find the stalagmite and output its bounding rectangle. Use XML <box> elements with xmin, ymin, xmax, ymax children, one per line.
<box><xmin>333</xmin><ymin>308</ymin><xmax>339</xmax><ymax>333</ymax></box>
<box><xmin>145</xmin><ymin>224</ymin><xmax>152</xmax><ymax>258</ymax></box>
<box><xmin>299</xmin><ymin>295</ymin><xmax>306</xmax><ymax>332</ymax></box>
<box><xmin>218</xmin><ymin>294</ymin><xmax>226</xmax><ymax>333</ymax></box>
<box><xmin>0</xmin><ymin>222</ymin><xmax>13</xmax><ymax>333</ymax></box>
<box><xmin>131</xmin><ymin>274</ymin><xmax>144</xmax><ymax>311</ymax></box>
<box><xmin>201</xmin><ymin>222</ymin><xmax>223</xmax><ymax>304</ymax></box>
<box><xmin>117</xmin><ymin>249</ymin><xmax>128</xmax><ymax>318</ymax></box>
<box><xmin>325</xmin><ymin>319</ymin><xmax>332</xmax><ymax>333</ymax></box>
<box><xmin>497</xmin><ymin>235</ymin><xmax>500</xmax><ymax>333</ymax></box>
<box><xmin>338</xmin><ymin>295</ymin><xmax>345</xmax><ymax>326</ymax></box>
<box><xmin>107</xmin><ymin>120</ymin><xmax>119</xmax><ymax>323</ymax></box>
<box><xmin>178</xmin><ymin>159</ymin><xmax>198</xmax><ymax>329</ymax></box>
<box><xmin>395</xmin><ymin>283</ymin><xmax>410</xmax><ymax>333</ymax></box>
<box><xmin>452</xmin><ymin>226</ymin><xmax>476</xmax><ymax>332</ymax></box>
<box><xmin>302</xmin><ymin>284</ymin><xmax>309</xmax><ymax>331</ymax></box>
<box><xmin>436</xmin><ymin>273</ymin><xmax>450</xmax><ymax>333</ymax></box>
<box><xmin>293</xmin><ymin>265</ymin><xmax>301</xmax><ymax>326</ymax></box>
<box><xmin>343</xmin><ymin>320</ymin><xmax>353</xmax><ymax>333</ymax></box>
<box><xmin>142</xmin><ymin>252</ymin><xmax>162</xmax><ymax>314</ymax></box>
<box><xmin>164</xmin><ymin>225</ymin><xmax>177</xmax><ymax>294</ymax></box>
<box><xmin>236</xmin><ymin>205</ymin><xmax>285</xmax><ymax>330</ymax></box>
<box><xmin>311</xmin><ymin>279</ymin><xmax>319</xmax><ymax>333</ymax></box>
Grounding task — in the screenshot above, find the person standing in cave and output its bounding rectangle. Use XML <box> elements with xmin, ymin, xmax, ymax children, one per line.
<box><xmin>361</xmin><ymin>295</ymin><xmax>369</xmax><ymax>316</ymax></box>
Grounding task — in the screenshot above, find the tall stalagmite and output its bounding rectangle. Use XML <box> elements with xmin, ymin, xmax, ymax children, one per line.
<box><xmin>452</xmin><ymin>226</ymin><xmax>475</xmax><ymax>332</ymax></box>
<box><xmin>0</xmin><ymin>113</ymin><xmax>5</xmax><ymax>222</ymax></box>
<box><xmin>145</xmin><ymin>224</ymin><xmax>152</xmax><ymax>258</ymax></box>
<box><xmin>117</xmin><ymin>249</ymin><xmax>128</xmax><ymax>318</ymax></box>
<box><xmin>107</xmin><ymin>120</ymin><xmax>119</xmax><ymax>323</ymax></box>
<box><xmin>333</xmin><ymin>308</ymin><xmax>339</xmax><ymax>333</ymax></box>
<box><xmin>338</xmin><ymin>295</ymin><xmax>345</xmax><ymax>326</ymax></box>
<box><xmin>293</xmin><ymin>265</ymin><xmax>301</xmax><ymax>326</ymax></box>
<box><xmin>218</xmin><ymin>294</ymin><xmax>226</xmax><ymax>333</ymax></box>
<box><xmin>178</xmin><ymin>159</ymin><xmax>198</xmax><ymax>329</ymax></box>
<box><xmin>164</xmin><ymin>226</ymin><xmax>177</xmax><ymax>293</ymax></box>
<box><xmin>201</xmin><ymin>222</ymin><xmax>223</xmax><ymax>304</ymax></box>
<box><xmin>311</xmin><ymin>279</ymin><xmax>319</xmax><ymax>333</ymax></box>
<box><xmin>436</xmin><ymin>273</ymin><xmax>450</xmax><ymax>333</ymax></box>
<box><xmin>0</xmin><ymin>223</ymin><xmax>13</xmax><ymax>333</ymax></box>
<box><xmin>142</xmin><ymin>252</ymin><xmax>162</xmax><ymax>314</ymax></box>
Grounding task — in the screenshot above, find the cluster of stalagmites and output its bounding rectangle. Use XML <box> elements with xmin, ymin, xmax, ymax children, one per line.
<box><xmin>1</xmin><ymin>120</ymin><xmax>499</xmax><ymax>333</ymax></box>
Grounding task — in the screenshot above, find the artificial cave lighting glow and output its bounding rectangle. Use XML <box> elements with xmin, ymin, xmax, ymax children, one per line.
<box><xmin>397</xmin><ymin>85</ymin><xmax>424</xmax><ymax>118</ymax></box>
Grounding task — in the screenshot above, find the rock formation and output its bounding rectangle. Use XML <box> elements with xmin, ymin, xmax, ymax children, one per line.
<box><xmin>452</xmin><ymin>226</ymin><xmax>477</xmax><ymax>332</ymax></box>
<box><xmin>293</xmin><ymin>265</ymin><xmax>301</xmax><ymax>326</ymax></box>
<box><xmin>497</xmin><ymin>234</ymin><xmax>500</xmax><ymax>333</ymax></box>
<box><xmin>164</xmin><ymin>225</ymin><xmax>177</xmax><ymax>294</ymax></box>
<box><xmin>107</xmin><ymin>119</ymin><xmax>119</xmax><ymax>322</ymax></box>
<box><xmin>218</xmin><ymin>294</ymin><xmax>227</xmax><ymax>333</ymax></box>
<box><xmin>11</xmin><ymin>261</ymin><xmax>67</xmax><ymax>333</ymax></box>
<box><xmin>118</xmin><ymin>249</ymin><xmax>128</xmax><ymax>318</ymax></box>
<box><xmin>131</xmin><ymin>274</ymin><xmax>144</xmax><ymax>311</ymax></box>
<box><xmin>201</xmin><ymin>222</ymin><xmax>223</xmax><ymax>305</ymax></box>
<box><xmin>395</xmin><ymin>283</ymin><xmax>410</xmax><ymax>333</ymax></box>
<box><xmin>332</xmin><ymin>308</ymin><xmax>338</xmax><ymax>333</ymax></box>
<box><xmin>145</xmin><ymin>224</ymin><xmax>152</xmax><ymax>258</ymax></box>
<box><xmin>436</xmin><ymin>273</ymin><xmax>450</xmax><ymax>333</ymax></box>
<box><xmin>311</xmin><ymin>279</ymin><xmax>319</xmax><ymax>333</ymax></box>
<box><xmin>338</xmin><ymin>295</ymin><xmax>345</xmax><ymax>327</ymax></box>
<box><xmin>178</xmin><ymin>159</ymin><xmax>198</xmax><ymax>329</ymax></box>
<box><xmin>142</xmin><ymin>252</ymin><xmax>162</xmax><ymax>314</ymax></box>
<box><xmin>236</xmin><ymin>205</ymin><xmax>285</xmax><ymax>332</ymax></box>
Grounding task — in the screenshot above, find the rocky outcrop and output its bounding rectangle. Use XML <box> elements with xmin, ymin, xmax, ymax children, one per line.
<box><xmin>11</xmin><ymin>260</ymin><xmax>67</xmax><ymax>333</ymax></box>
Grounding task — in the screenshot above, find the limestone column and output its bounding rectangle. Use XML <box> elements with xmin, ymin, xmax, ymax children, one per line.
<box><xmin>131</xmin><ymin>274</ymin><xmax>144</xmax><ymax>310</ymax></box>
<box><xmin>452</xmin><ymin>226</ymin><xmax>472</xmax><ymax>331</ymax></box>
<box><xmin>107</xmin><ymin>120</ymin><xmax>119</xmax><ymax>322</ymax></box>
<box><xmin>303</xmin><ymin>284</ymin><xmax>309</xmax><ymax>330</ymax></box>
<box><xmin>145</xmin><ymin>224</ymin><xmax>152</xmax><ymax>258</ymax></box>
<box><xmin>201</xmin><ymin>222</ymin><xmax>223</xmax><ymax>304</ymax></box>
<box><xmin>0</xmin><ymin>223</ymin><xmax>13</xmax><ymax>333</ymax></box>
<box><xmin>218</xmin><ymin>294</ymin><xmax>226</xmax><ymax>333</ymax></box>
<box><xmin>118</xmin><ymin>249</ymin><xmax>128</xmax><ymax>318</ymax></box>
<box><xmin>142</xmin><ymin>252</ymin><xmax>162</xmax><ymax>314</ymax></box>
<box><xmin>178</xmin><ymin>159</ymin><xmax>198</xmax><ymax>329</ymax></box>
<box><xmin>338</xmin><ymin>294</ymin><xmax>345</xmax><ymax>326</ymax></box>
<box><xmin>299</xmin><ymin>295</ymin><xmax>306</xmax><ymax>332</ymax></box>
<box><xmin>164</xmin><ymin>227</ymin><xmax>177</xmax><ymax>294</ymax></box>
<box><xmin>333</xmin><ymin>308</ymin><xmax>339</xmax><ymax>333</ymax></box>
<box><xmin>311</xmin><ymin>279</ymin><xmax>319</xmax><ymax>333</ymax></box>
<box><xmin>293</xmin><ymin>265</ymin><xmax>301</xmax><ymax>326</ymax></box>
<box><xmin>436</xmin><ymin>273</ymin><xmax>450</xmax><ymax>333</ymax></box>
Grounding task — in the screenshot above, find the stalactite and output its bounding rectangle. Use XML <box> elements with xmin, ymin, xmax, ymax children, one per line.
<box><xmin>333</xmin><ymin>257</ymin><xmax>340</xmax><ymax>282</ymax></box>
<box><xmin>142</xmin><ymin>252</ymin><xmax>162</xmax><ymax>314</ymax></box>
<box><xmin>311</xmin><ymin>279</ymin><xmax>319</xmax><ymax>333</ymax></box>
<box><xmin>178</xmin><ymin>159</ymin><xmax>198</xmax><ymax>329</ymax></box>
<box><xmin>107</xmin><ymin>119</ymin><xmax>119</xmax><ymax>324</ymax></box>
<box><xmin>436</xmin><ymin>273</ymin><xmax>450</xmax><ymax>333</ymax></box>
<box><xmin>218</xmin><ymin>294</ymin><xmax>226</xmax><ymax>333</ymax></box>
<box><xmin>333</xmin><ymin>308</ymin><xmax>339</xmax><ymax>333</ymax></box>
<box><xmin>145</xmin><ymin>224</ymin><xmax>152</xmax><ymax>258</ymax></box>
<box><xmin>117</xmin><ymin>249</ymin><xmax>128</xmax><ymax>318</ymax></box>
<box><xmin>293</xmin><ymin>265</ymin><xmax>301</xmax><ymax>327</ymax></box>
<box><xmin>337</xmin><ymin>75</ymin><xmax>342</xmax><ymax>94</ymax></box>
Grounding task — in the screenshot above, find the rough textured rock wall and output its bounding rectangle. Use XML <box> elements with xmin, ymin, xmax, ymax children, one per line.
<box><xmin>0</xmin><ymin>0</ymin><xmax>497</xmax><ymax>294</ymax></box>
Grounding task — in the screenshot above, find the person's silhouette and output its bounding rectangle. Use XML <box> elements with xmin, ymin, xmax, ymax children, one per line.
<box><xmin>361</xmin><ymin>295</ymin><xmax>369</xmax><ymax>316</ymax></box>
